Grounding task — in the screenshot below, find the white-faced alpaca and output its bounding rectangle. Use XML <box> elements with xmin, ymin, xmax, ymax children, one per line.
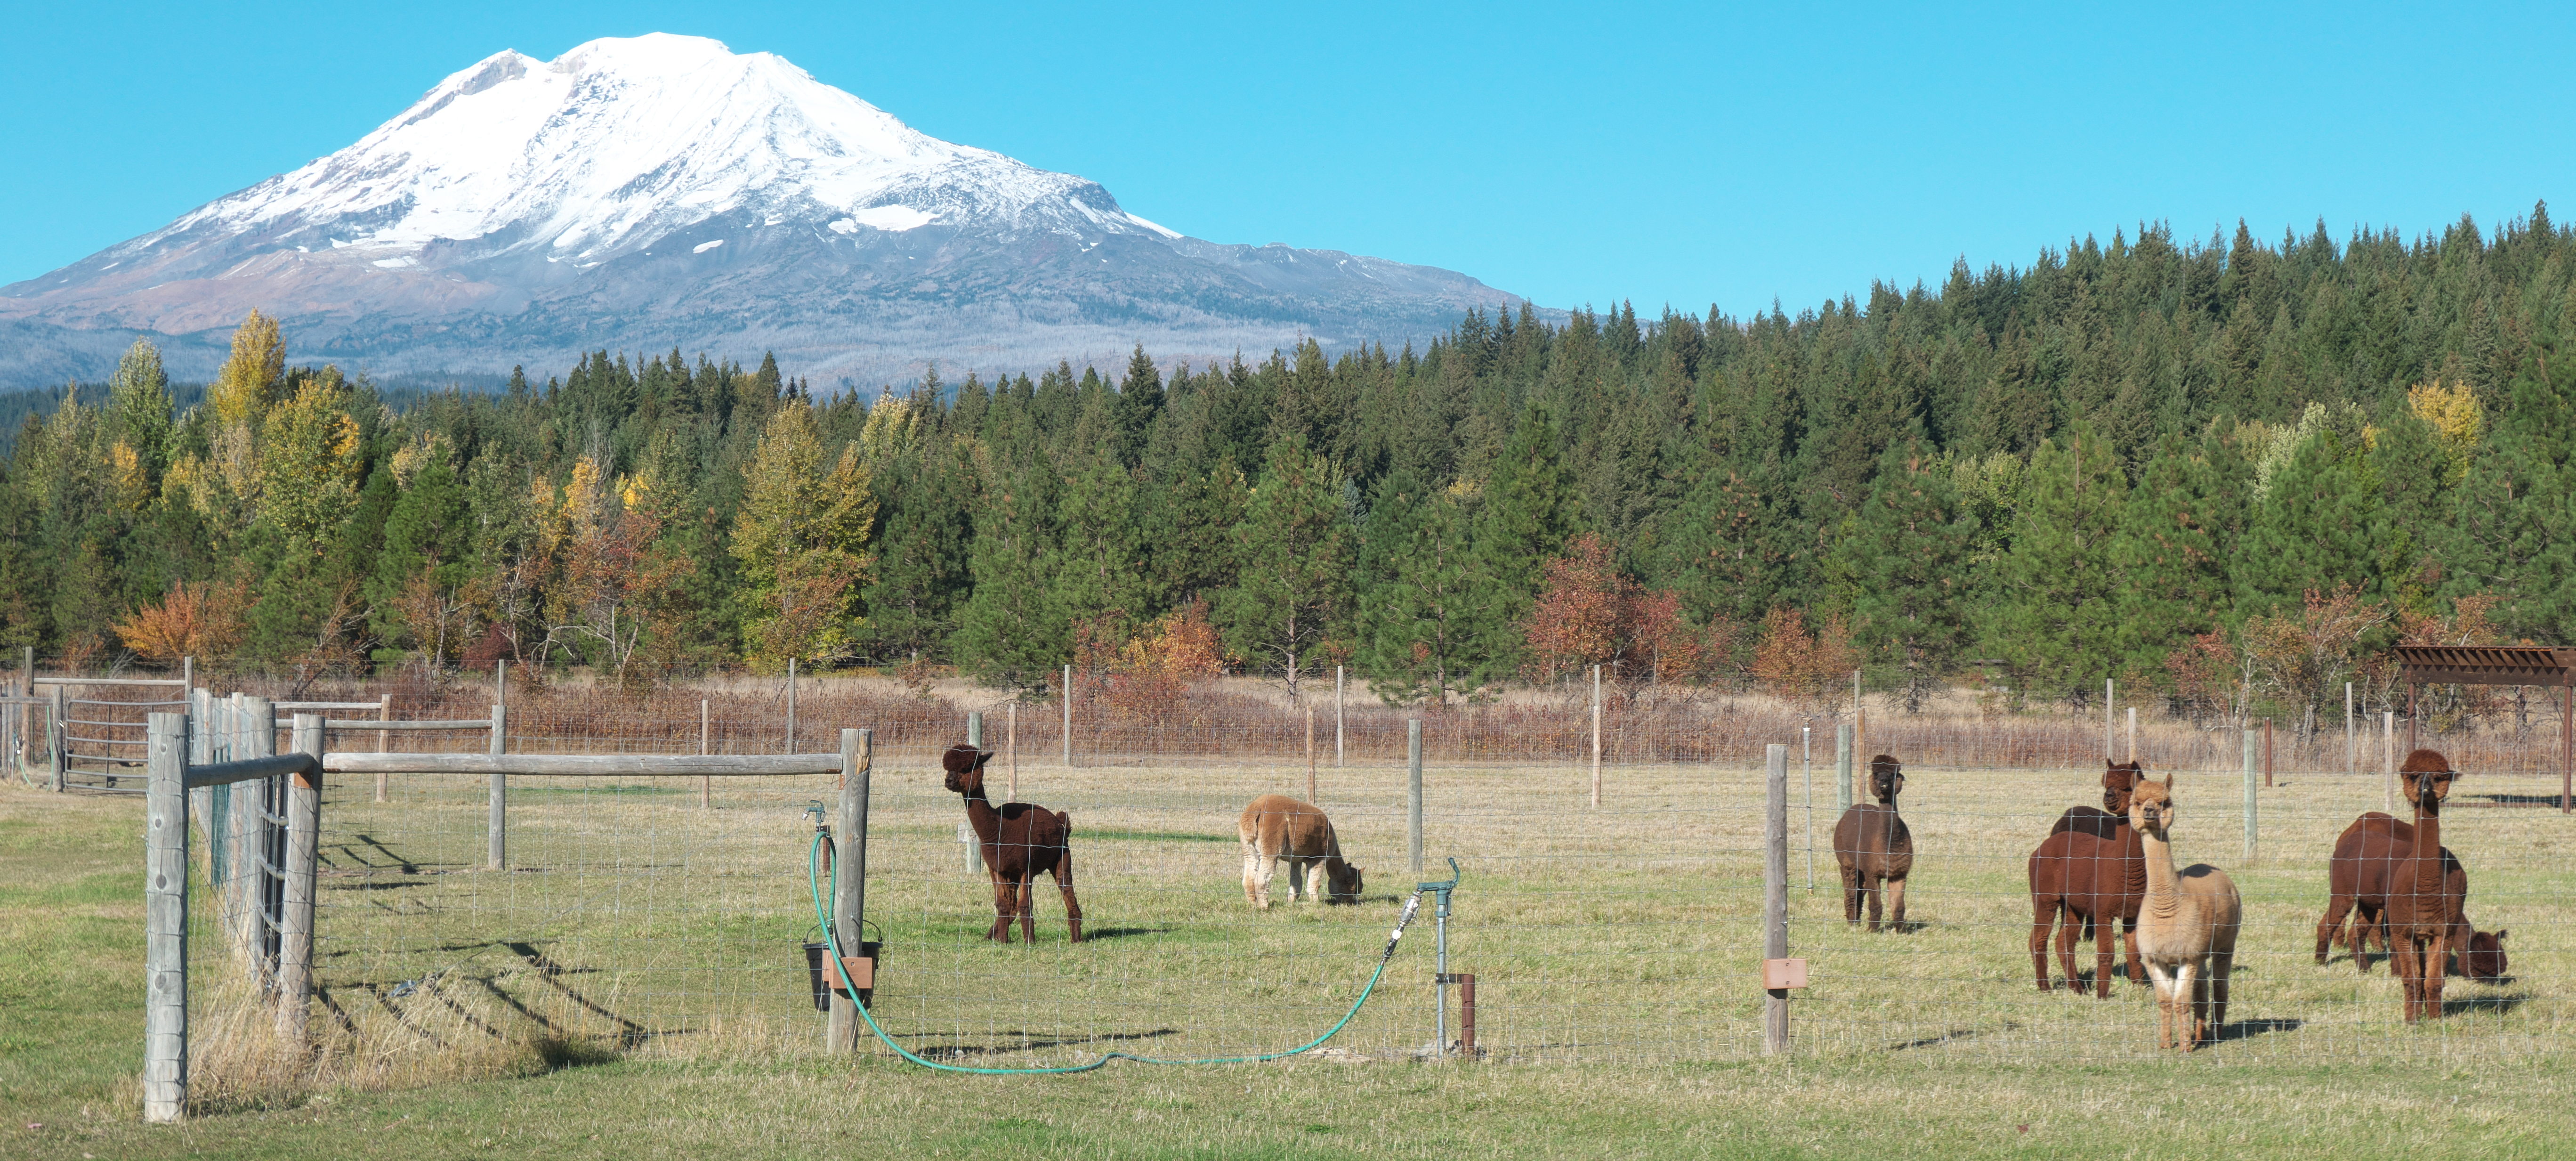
<box><xmin>1832</xmin><ymin>755</ymin><xmax>1915</xmax><ymax>932</ymax></box>
<box><xmin>1238</xmin><ymin>795</ymin><xmax>1363</xmax><ymax>909</ymax></box>
<box><xmin>2130</xmin><ymin>775</ymin><xmax>2242</xmax><ymax>1050</ymax></box>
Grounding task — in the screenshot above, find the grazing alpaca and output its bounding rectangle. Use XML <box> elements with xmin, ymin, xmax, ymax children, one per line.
<box><xmin>942</xmin><ymin>744</ymin><xmax>1084</xmax><ymax>944</ymax></box>
<box><xmin>2027</xmin><ymin>761</ymin><xmax>2148</xmax><ymax>995</ymax></box>
<box><xmin>2314</xmin><ymin>812</ymin><xmax>2472</xmax><ymax>974</ymax></box>
<box><xmin>2385</xmin><ymin>749</ymin><xmax>2463</xmax><ymax>1023</ymax></box>
<box><xmin>1238</xmin><ymin>795</ymin><xmax>1364</xmax><ymax>909</ymax></box>
<box><xmin>2130</xmin><ymin>774</ymin><xmax>2241</xmax><ymax>1050</ymax></box>
<box><xmin>2463</xmin><ymin>930</ymin><xmax>2510</xmax><ymax>983</ymax></box>
<box><xmin>1832</xmin><ymin>755</ymin><xmax>1915</xmax><ymax>932</ymax></box>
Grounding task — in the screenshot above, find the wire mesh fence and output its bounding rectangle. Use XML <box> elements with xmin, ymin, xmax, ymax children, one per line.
<box><xmin>140</xmin><ymin>682</ymin><xmax>2571</xmax><ymax>1112</ymax></box>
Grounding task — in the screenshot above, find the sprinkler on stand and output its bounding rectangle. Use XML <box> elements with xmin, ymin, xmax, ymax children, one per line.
<box><xmin>1418</xmin><ymin>858</ymin><xmax>1476</xmax><ymax>1058</ymax></box>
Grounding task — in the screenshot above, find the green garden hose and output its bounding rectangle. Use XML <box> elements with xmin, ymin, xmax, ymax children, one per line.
<box><xmin>808</xmin><ymin>830</ymin><xmax>1422</xmax><ymax>1074</ymax></box>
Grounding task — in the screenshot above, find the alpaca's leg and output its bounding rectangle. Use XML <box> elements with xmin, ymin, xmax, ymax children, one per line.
<box><xmin>2392</xmin><ymin>933</ymin><xmax>2421</xmax><ymax>1023</ymax></box>
<box><xmin>2352</xmin><ymin>901</ymin><xmax>2382</xmax><ymax>973</ymax></box>
<box><xmin>2316</xmin><ymin>892</ymin><xmax>2355</xmax><ymax>965</ymax></box>
<box><xmin>1017</xmin><ymin>875</ymin><xmax>1038</xmax><ymax>944</ymax></box>
<box><xmin>2209</xmin><ymin>950</ymin><xmax>2233</xmax><ymax>1040</ymax></box>
<box><xmin>1255</xmin><ymin>849</ymin><xmax>1279</xmax><ymax>910</ymax></box>
<box><xmin>1863</xmin><ymin>872</ymin><xmax>1884</xmax><ymax>933</ymax></box>
<box><xmin>2057</xmin><ymin>910</ymin><xmax>2085</xmax><ymax>993</ymax></box>
<box><xmin>1243</xmin><ymin>842</ymin><xmax>1264</xmax><ymax>909</ymax></box>
<box><xmin>988</xmin><ymin>875</ymin><xmax>1017</xmax><ymax>942</ymax></box>
<box><xmin>2029</xmin><ymin>898</ymin><xmax>2058</xmax><ymax>991</ymax></box>
<box><xmin>1847</xmin><ymin>865</ymin><xmax>1866</xmax><ymax>927</ymax></box>
<box><xmin>2093</xmin><ymin>916</ymin><xmax>2119</xmax><ymax>999</ymax></box>
<box><xmin>2423</xmin><ymin>930</ymin><xmax>2448</xmax><ymax>1019</ymax></box>
<box><xmin>1305</xmin><ymin>859</ymin><xmax>1328</xmax><ymax>904</ymax></box>
<box><xmin>2141</xmin><ymin>959</ymin><xmax>2176</xmax><ymax>1048</ymax></box>
<box><xmin>1885</xmin><ymin>876</ymin><xmax>1908</xmax><ymax>928</ymax></box>
<box><xmin>1053</xmin><ymin>850</ymin><xmax>1084</xmax><ymax>944</ymax></box>
<box><xmin>2121</xmin><ymin>919</ymin><xmax>2147</xmax><ymax>986</ymax></box>
<box><xmin>2184</xmin><ymin>958</ymin><xmax>2205</xmax><ymax>1050</ymax></box>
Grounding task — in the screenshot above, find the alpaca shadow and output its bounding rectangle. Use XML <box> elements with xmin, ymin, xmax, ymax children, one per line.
<box><xmin>2067</xmin><ymin>968</ymin><xmax>2144</xmax><ymax>991</ymax></box>
<box><xmin>906</xmin><ymin>1027</ymin><xmax>1179</xmax><ymax>1060</ymax></box>
<box><xmin>1883</xmin><ymin>1022</ymin><xmax>2013</xmax><ymax>1052</ymax></box>
<box><xmin>1066</xmin><ymin>926</ymin><xmax>1169</xmax><ymax>942</ymax></box>
<box><xmin>2444</xmin><ymin>993</ymin><xmax>2531</xmax><ymax>1017</ymax></box>
<box><xmin>2218</xmin><ymin>1018</ymin><xmax>2302</xmax><ymax>1042</ymax></box>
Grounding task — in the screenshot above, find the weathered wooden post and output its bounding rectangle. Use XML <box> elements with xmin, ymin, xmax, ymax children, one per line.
<box><xmin>785</xmin><ymin>658</ymin><xmax>798</xmax><ymax>753</ymax></box>
<box><xmin>488</xmin><ymin>703</ymin><xmax>507</xmax><ymax>871</ymax></box>
<box><xmin>242</xmin><ymin>696</ymin><xmax>279</xmax><ymax>979</ymax></box>
<box><xmin>50</xmin><ymin>683</ymin><xmax>67</xmax><ymax>791</ymax></box>
<box><xmin>1334</xmin><ymin>665</ymin><xmax>1345</xmax><ymax>768</ymax></box>
<box><xmin>373</xmin><ymin>693</ymin><xmax>391</xmax><ymax>803</ymax></box>
<box><xmin>1589</xmin><ymin>665</ymin><xmax>1603</xmax><ymax>808</ymax></box>
<box><xmin>142</xmin><ymin>712</ymin><xmax>188</xmax><ymax>1123</ymax></box>
<box><xmin>1407</xmin><ymin>719</ymin><xmax>1424</xmax><ymax>876</ymax></box>
<box><xmin>2382</xmin><ymin>711</ymin><xmax>2395</xmax><ymax>812</ymax></box>
<box><xmin>700</xmin><ymin>698</ymin><xmax>711</xmax><ymax>810</ymax></box>
<box><xmin>2126</xmin><ymin>707</ymin><xmax>2138</xmax><ymax>764</ymax></box>
<box><xmin>1304</xmin><ymin>706</ymin><xmax>1316</xmax><ymax>804</ymax></box>
<box><xmin>968</xmin><ymin>710</ymin><xmax>983</xmax><ymax>749</ymax></box>
<box><xmin>1062</xmin><ymin>664</ymin><xmax>1074</xmax><ymax>768</ymax></box>
<box><xmin>278</xmin><ymin>714</ymin><xmax>324</xmax><ymax>1044</ymax></box>
<box><xmin>827</xmin><ymin>728</ymin><xmax>872</xmax><ymax>1053</ymax></box>
<box><xmin>1007</xmin><ymin>701</ymin><xmax>1019</xmax><ymax>800</ymax></box>
<box><xmin>1835</xmin><ymin>722</ymin><xmax>1854</xmax><ymax>815</ymax></box>
<box><xmin>1801</xmin><ymin>726</ymin><xmax>1815</xmax><ymax>892</ymax></box>
<box><xmin>2242</xmin><ymin>728</ymin><xmax>2260</xmax><ymax>862</ymax></box>
<box><xmin>1763</xmin><ymin>742</ymin><xmax>1790</xmax><ymax>1056</ymax></box>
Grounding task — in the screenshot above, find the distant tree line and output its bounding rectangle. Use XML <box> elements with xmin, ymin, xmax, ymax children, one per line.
<box><xmin>9</xmin><ymin>205</ymin><xmax>2576</xmax><ymax>735</ymax></box>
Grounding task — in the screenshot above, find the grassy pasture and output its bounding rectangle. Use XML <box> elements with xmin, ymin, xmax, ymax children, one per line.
<box><xmin>4</xmin><ymin>748</ymin><xmax>2574</xmax><ymax>1158</ymax></box>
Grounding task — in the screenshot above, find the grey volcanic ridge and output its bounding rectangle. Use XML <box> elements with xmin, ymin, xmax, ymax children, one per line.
<box><xmin>0</xmin><ymin>34</ymin><xmax>1529</xmax><ymax>386</ymax></box>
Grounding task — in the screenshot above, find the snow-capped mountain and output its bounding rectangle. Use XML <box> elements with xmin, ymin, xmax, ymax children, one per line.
<box><xmin>0</xmin><ymin>34</ymin><xmax>1527</xmax><ymax>384</ymax></box>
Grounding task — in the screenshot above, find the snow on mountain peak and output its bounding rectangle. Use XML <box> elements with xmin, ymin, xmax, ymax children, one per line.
<box><xmin>151</xmin><ymin>33</ymin><xmax>1142</xmax><ymax>265</ymax></box>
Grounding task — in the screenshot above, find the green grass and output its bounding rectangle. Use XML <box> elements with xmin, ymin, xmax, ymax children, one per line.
<box><xmin>5</xmin><ymin>755</ymin><xmax>2576</xmax><ymax>1159</ymax></box>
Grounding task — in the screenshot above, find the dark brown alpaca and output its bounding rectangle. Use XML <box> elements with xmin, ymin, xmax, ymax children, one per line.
<box><xmin>2027</xmin><ymin>761</ymin><xmax>2148</xmax><ymax>996</ymax></box>
<box><xmin>2385</xmin><ymin>749</ymin><xmax>2462</xmax><ymax>1023</ymax></box>
<box><xmin>2315</xmin><ymin>812</ymin><xmax>2470</xmax><ymax>974</ymax></box>
<box><xmin>942</xmin><ymin>744</ymin><xmax>1084</xmax><ymax>944</ymax></box>
<box><xmin>1832</xmin><ymin>755</ymin><xmax>1914</xmax><ymax>932</ymax></box>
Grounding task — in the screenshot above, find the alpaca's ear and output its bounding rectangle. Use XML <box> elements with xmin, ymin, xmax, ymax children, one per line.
<box><xmin>2495</xmin><ymin>929</ymin><xmax>2509</xmax><ymax>942</ymax></box>
<box><xmin>976</xmin><ymin>750</ymin><xmax>995</xmax><ymax>770</ymax></box>
<box><xmin>1893</xmin><ymin>772</ymin><xmax>1906</xmax><ymax>794</ymax></box>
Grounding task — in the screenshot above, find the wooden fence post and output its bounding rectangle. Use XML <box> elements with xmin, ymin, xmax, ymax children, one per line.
<box><xmin>488</xmin><ymin>704</ymin><xmax>507</xmax><ymax>871</ymax></box>
<box><xmin>1407</xmin><ymin>719</ymin><xmax>1424</xmax><ymax>876</ymax></box>
<box><xmin>827</xmin><ymin>728</ymin><xmax>872</xmax><ymax>1053</ymax></box>
<box><xmin>242</xmin><ymin>696</ymin><xmax>278</xmax><ymax>981</ymax></box>
<box><xmin>1590</xmin><ymin>665</ymin><xmax>1603</xmax><ymax>808</ymax></box>
<box><xmin>700</xmin><ymin>698</ymin><xmax>711</xmax><ymax>810</ymax></box>
<box><xmin>1007</xmin><ymin>702</ymin><xmax>1018</xmax><ymax>801</ymax></box>
<box><xmin>2382</xmin><ymin>710</ymin><xmax>2395</xmax><ymax>812</ymax></box>
<box><xmin>278</xmin><ymin>714</ymin><xmax>323</xmax><ymax>1045</ymax></box>
<box><xmin>2242</xmin><ymin>729</ymin><xmax>2260</xmax><ymax>862</ymax></box>
<box><xmin>1304</xmin><ymin>706</ymin><xmax>1316</xmax><ymax>804</ymax></box>
<box><xmin>142</xmin><ymin>712</ymin><xmax>188</xmax><ymax>1123</ymax></box>
<box><xmin>1835</xmin><ymin>722</ymin><xmax>1855</xmax><ymax>815</ymax></box>
<box><xmin>785</xmin><ymin>658</ymin><xmax>798</xmax><ymax>754</ymax></box>
<box><xmin>1062</xmin><ymin>664</ymin><xmax>1074</xmax><ymax>768</ymax></box>
<box><xmin>968</xmin><ymin>711</ymin><xmax>983</xmax><ymax>749</ymax></box>
<box><xmin>1334</xmin><ymin>666</ymin><xmax>1345</xmax><ymax>768</ymax></box>
<box><xmin>373</xmin><ymin>693</ymin><xmax>390</xmax><ymax>803</ymax></box>
<box><xmin>1763</xmin><ymin>742</ymin><xmax>1790</xmax><ymax>1056</ymax></box>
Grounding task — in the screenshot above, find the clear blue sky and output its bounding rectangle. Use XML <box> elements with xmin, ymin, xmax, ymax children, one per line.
<box><xmin>6</xmin><ymin>1</ymin><xmax>2573</xmax><ymax>318</ymax></box>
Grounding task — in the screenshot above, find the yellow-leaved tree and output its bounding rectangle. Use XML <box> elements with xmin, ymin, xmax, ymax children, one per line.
<box><xmin>167</xmin><ymin>310</ymin><xmax>288</xmax><ymax>525</ymax></box>
<box><xmin>2406</xmin><ymin>380</ymin><xmax>2483</xmax><ymax>485</ymax></box>
<box><xmin>731</xmin><ymin>399</ymin><xmax>877</xmax><ymax>669</ymax></box>
<box><xmin>256</xmin><ymin>370</ymin><xmax>363</xmax><ymax>550</ymax></box>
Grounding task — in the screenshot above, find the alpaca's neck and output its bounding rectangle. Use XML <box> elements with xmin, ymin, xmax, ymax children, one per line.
<box><xmin>2409</xmin><ymin>796</ymin><xmax>2442</xmax><ymax>896</ymax></box>
<box><xmin>2139</xmin><ymin>828</ymin><xmax>2182</xmax><ymax>902</ymax></box>
<box><xmin>960</xmin><ymin>790</ymin><xmax>1000</xmax><ymax>841</ymax></box>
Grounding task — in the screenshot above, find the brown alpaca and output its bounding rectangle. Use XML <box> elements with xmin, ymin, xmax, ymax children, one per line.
<box><xmin>2385</xmin><ymin>749</ymin><xmax>2463</xmax><ymax>1023</ymax></box>
<box><xmin>2027</xmin><ymin>761</ymin><xmax>2148</xmax><ymax>995</ymax></box>
<box><xmin>2130</xmin><ymin>774</ymin><xmax>2241</xmax><ymax>1051</ymax></box>
<box><xmin>942</xmin><ymin>744</ymin><xmax>1084</xmax><ymax>944</ymax></box>
<box><xmin>1831</xmin><ymin>755</ymin><xmax>1914</xmax><ymax>932</ymax></box>
<box><xmin>2463</xmin><ymin>930</ymin><xmax>2510</xmax><ymax>983</ymax></box>
<box><xmin>1238</xmin><ymin>795</ymin><xmax>1364</xmax><ymax>909</ymax></box>
<box><xmin>2314</xmin><ymin>812</ymin><xmax>2471</xmax><ymax>974</ymax></box>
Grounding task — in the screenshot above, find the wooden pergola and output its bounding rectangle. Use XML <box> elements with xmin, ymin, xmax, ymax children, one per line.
<box><xmin>2395</xmin><ymin>644</ymin><xmax>2574</xmax><ymax>812</ymax></box>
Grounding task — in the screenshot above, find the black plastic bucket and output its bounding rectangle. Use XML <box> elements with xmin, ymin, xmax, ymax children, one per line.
<box><xmin>802</xmin><ymin>940</ymin><xmax>883</xmax><ymax>1011</ymax></box>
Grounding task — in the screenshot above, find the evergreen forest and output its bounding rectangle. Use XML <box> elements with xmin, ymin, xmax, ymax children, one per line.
<box><xmin>11</xmin><ymin>209</ymin><xmax>2576</xmax><ymax>734</ymax></box>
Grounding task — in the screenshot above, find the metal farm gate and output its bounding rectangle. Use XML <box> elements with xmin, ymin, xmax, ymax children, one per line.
<box><xmin>38</xmin><ymin>663</ymin><xmax>192</xmax><ymax>794</ymax></box>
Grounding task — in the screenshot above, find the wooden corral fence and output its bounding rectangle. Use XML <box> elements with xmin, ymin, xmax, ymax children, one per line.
<box><xmin>138</xmin><ymin>703</ymin><xmax>873</xmax><ymax>1123</ymax></box>
<box><xmin>2397</xmin><ymin>645</ymin><xmax>2574</xmax><ymax>812</ymax></box>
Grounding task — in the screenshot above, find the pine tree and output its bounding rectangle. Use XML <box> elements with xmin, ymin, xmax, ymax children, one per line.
<box><xmin>2109</xmin><ymin>434</ymin><xmax>2240</xmax><ymax>683</ymax></box>
<box><xmin>1463</xmin><ymin>400</ymin><xmax>1576</xmax><ymax>682</ymax></box>
<box><xmin>1354</xmin><ymin>470</ymin><xmax>1477</xmax><ymax>704</ymax></box>
<box><xmin>1829</xmin><ymin>440</ymin><xmax>1972</xmax><ymax>710</ymax></box>
<box><xmin>1218</xmin><ymin>434</ymin><xmax>1353</xmax><ymax>702</ymax></box>
<box><xmin>730</xmin><ymin>399</ymin><xmax>877</xmax><ymax>667</ymax></box>
<box><xmin>951</xmin><ymin>451</ymin><xmax>1066</xmax><ymax>689</ymax></box>
<box><xmin>1985</xmin><ymin>428</ymin><xmax>2127</xmax><ymax>706</ymax></box>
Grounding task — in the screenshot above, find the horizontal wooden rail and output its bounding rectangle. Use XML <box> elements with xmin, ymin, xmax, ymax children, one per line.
<box><xmin>321</xmin><ymin>719</ymin><xmax>493</xmax><ymax>731</ymax></box>
<box><xmin>186</xmin><ymin>752</ymin><xmax>320</xmax><ymax>789</ymax></box>
<box><xmin>322</xmin><ymin>752</ymin><xmax>846</xmax><ymax>777</ymax></box>
<box><xmin>275</xmin><ymin>701</ymin><xmax>384</xmax><ymax>711</ymax></box>
<box><xmin>32</xmin><ymin>676</ymin><xmax>187</xmax><ymax>688</ymax></box>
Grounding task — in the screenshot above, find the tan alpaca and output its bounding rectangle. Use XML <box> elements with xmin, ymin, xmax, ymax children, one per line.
<box><xmin>2129</xmin><ymin>775</ymin><xmax>2241</xmax><ymax>1051</ymax></box>
<box><xmin>1239</xmin><ymin>795</ymin><xmax>1363</xmax><ymax>909</ymax></box>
